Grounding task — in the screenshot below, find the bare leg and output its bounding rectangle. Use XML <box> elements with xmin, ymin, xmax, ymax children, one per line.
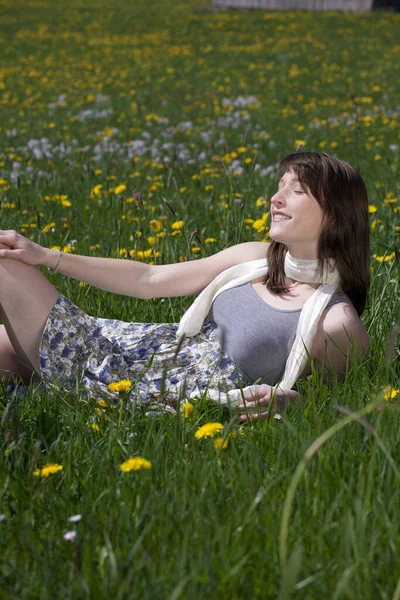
<box><xmin>0</xmin><ymin>325</ymin><xmax>37</xmax><ymax>384</ymax></box>
<box><xmin>0</xmin><ymin>259</ymin><xmax>60</xmax><ymax>375</ymax></box>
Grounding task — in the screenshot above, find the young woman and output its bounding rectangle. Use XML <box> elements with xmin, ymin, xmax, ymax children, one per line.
<box><xmin>0</xmin><ymin>152</ymin><xmax>370</xmax><ymax>419</ymax></box>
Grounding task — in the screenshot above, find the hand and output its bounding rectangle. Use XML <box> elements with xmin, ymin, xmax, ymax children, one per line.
<box><xmin>237</xmin><ymin>385</ymin><xmax>299</xmax><ymax>422</ymax></box>
<box><xmin>0</xmin><ymin>230</ymin><xmax>49</xmax><ymax>267</ymax></box>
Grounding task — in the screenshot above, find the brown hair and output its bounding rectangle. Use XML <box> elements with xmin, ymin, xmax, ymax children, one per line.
<box><xmin>264</xmin><ymin>152</ymin><xmax>370</xmax><ymax>315</ymax></box>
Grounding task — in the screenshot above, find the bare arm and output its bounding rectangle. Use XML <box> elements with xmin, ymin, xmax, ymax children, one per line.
<box><xmin>47</xmin><ymin>241</ymin><xmax>267</xmax><ymax>298</ymax></box>
<box><xmin>309</xmin><ymin>302</ymin><xmax>369</xmax><ymax>380</ymax></box>
<box><xmin>0</xmin><ymin>230</ymin><xmax>268</xmax><ymax>299</ymax></box>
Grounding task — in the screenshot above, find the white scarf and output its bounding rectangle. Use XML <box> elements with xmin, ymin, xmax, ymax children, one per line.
<box><xmin>177</xmin><ymin>251</ymin><xmax>340</xmax><ymax>406</ymax></box>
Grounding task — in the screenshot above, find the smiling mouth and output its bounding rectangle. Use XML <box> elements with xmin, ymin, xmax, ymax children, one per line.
<box><xmin>272</xmin><ymin>213</ymin><xmax>291</xmax><ymax>221</ymax></box>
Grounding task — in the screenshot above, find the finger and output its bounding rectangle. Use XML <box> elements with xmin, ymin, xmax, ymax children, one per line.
<box><xmin>0</xmin><ymin>233</ymin><xmax>19</xmax><ymax>248</ymax></box>
<box><xmin>0</xmin><ymin>248</ymin><xmax>22</xmax><ymax>260</ymax></box>
<box><xmin>239</xmin><ymin>410</ymin><xmax>270</xmax><ymax>423</ymax></box>
<box><xmin>233</xmin><ymin>397</ymin><xmax>270</xmax><ymax>411</ymax></box>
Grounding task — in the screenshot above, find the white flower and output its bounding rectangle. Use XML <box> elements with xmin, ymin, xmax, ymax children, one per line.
<box><xmin>68</xmin><ymin>514</ymin><xmax>82</xmax><ymax>523</ymax></box>
<box><xmin>63</xmin><ymin>530</ymin><xmax>77</xmax><ymax>542</ymax></box>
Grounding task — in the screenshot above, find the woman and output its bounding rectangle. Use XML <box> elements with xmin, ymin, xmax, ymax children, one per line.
<box><xmin>0</xmin><ymin>152</ymin><xmax>370</xmax><ymax>419</ymax></box>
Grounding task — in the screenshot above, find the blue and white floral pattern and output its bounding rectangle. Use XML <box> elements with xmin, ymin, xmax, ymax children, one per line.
<box><xmin>39</xmin><ymin>294</ymin><xmax>240</xmax><ymax>409</ymax></box>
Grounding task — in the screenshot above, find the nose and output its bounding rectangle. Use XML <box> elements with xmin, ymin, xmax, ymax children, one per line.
<box><xmin>271</xmin><ymin>189</ymin><xmax>285</xmax><ymax>207</ymax></box>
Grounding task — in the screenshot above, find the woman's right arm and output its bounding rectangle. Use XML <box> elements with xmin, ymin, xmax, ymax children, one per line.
<box><xmin>0</xmin><ymin>229</ymin><xmax>268</xmax><ymax>298</ymax></box>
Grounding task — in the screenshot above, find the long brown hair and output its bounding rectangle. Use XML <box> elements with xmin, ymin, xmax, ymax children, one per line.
<box><xmin>264</xmin><ymin>152</ymin><xmax>370</xmax><ymax>315</ymax></box>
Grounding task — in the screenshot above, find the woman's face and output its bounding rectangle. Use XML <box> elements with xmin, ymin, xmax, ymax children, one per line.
<box><xmin>269</xmin><ymin>169</ymin><xmax>325</xmax><ymax>258</ymax></box>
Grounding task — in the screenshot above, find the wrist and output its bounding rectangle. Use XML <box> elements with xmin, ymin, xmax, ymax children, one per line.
<box><xmin>45</xmin><ymin>248</ymin><xmax>57</xmax><ymax>269</ymax></box>
<box><xmin>46</xmin><ymin>249</ymin><xmax>63</xmax><ymax>275</ymax></box>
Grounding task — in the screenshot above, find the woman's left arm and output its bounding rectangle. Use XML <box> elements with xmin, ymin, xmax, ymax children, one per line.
<box><xmin>310</xmin><ymin>302</ymin><xmax>369</xmax><ymax>381</ymax></box>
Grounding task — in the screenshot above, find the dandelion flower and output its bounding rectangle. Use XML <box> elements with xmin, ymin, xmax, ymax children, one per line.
<box><xmin>181</xmin><ymin>402</ymin><xmax>194</xmax><ymax>418</ymax></box>
<box><xmin>376</xmin><ymin>253</ymin><xmax>395</xmax><ymax>263</ymax></box>
<box><xmin>114</xmin><ymin>184</ymin><xmax>127</xmax><ymax>195</ymax></box>
<box><xmin>41</xmin><ymin>222</ymin><xmax>56</xmax><ymax>234</ymax></box>
<box><xmin>149</xmin><ymin>219</ymin><xmax>162</xmax><ymax>232</ymax></box>
<box><xmin>108</xmin><ymin>379</ymin><xmax>132</xmax><ymax>393</ymax></box>
<box><xmin>90</xmin><ymin>184</ymin><xmax>102</xmax><ymax>198</ymax></box>
<box><xmin>87</xmin><ymin>423</ymin><xmax>101</xmax><ymax>433</ymax></box>
<box><xmin>214</xmin><ymin>438</ymin><xmax>229</xmax><ymax>450</ymax></box>
<box><xmin>33</xmin><ymin>463</ymin><xmax>63</xmax><ymax>478</ymax></box>
<box><xmin>383</xmin><ymin>386</ymin><xmax>399</xmax><ymax>401</ymax></box>
<box><xmin>120</xmin><ymin>457</ymin><xmax>152</xmax><ymax>472</ymax></box>
<box><xmin>195</xmin><ymin>422</ymin><xmax>224</xmax><ymax>439</ymax></box>
<box><xmin>368</xmin><ymin>205</ymin><xmax>378</xmax><ymax>214</ymax></box>
<box><xmin>171</xmin><ymin>220</ymin><xmax>184</xmax><ymax>230</ymax></box>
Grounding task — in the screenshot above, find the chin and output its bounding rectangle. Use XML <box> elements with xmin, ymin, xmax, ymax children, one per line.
<box><xmin>269</xmin><ymin>230</ymin><xmax>288</xmax><ymax>244</ymax></box>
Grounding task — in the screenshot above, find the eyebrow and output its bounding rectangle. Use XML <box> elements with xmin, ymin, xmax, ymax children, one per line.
<box><xmin>279</xmin><ymin>176</ymin><xmax>300</xmax><ymax>183</ymax></box>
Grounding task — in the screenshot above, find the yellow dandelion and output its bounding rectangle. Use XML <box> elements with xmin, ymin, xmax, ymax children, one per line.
<box><xmin>171</xmin><ymin>220</ymin><xmax>184</xmax><ymax>230</ymax></box>
<box><xmin>90</xmin><ymin>184</ymin><xmax>103</xmax><ymax>198</ymax></box>
<box><xmin>294</xmin><ymin>140</ymin><xmax>306</xmax><ymax>149</ymax></box>
<box><xmin>383</xmin><ymin>386</ymin><xmax>399</xmax><ymax>401</ymax></box>
<box><xmin>114</xmin><ymin>184</ymin><xmax>127</xmax><ymax>195</ymax></box>
<box><xmin>214</xmin><ymin>438</ymin><xmax>229</xmax><ymax>450</ymax></box>
<box><xmin>61</xmin><ymin>199</ymin><xmax>72</xmax><ymax>207</ymax></box>
<box><xmin>108</xmin><ymin>379</ymin><xmax>132</xmax><ymax>393</ymax></box>
<box><xmin>33</xmin><ymin>463</ymin><xmax>63</xmax><ymax>478</ymax></box>
<box><xmin>181</xmin><ymin>402</ymin><xmax>194</xmax><ymax>418</ymax></box>
<box><xmin>149</xmin><ymin>219</ymin><xmax>162</xmax><ymax>232</ymax></box>
<box><xmin>376</xmin><ymin>253</ymin><xmax>395</xmax><ymax>263</ymax></box>
<box><xmin>120</xmin><ymin>457</ymin><xmax>152</xmax><ymax>472</ymax></box>
<box><xmin>253</xmin><ymin>216</ymin><xmax>268</xmax><ymax>233</ymax></box>
<box><xmin>191</xmin><ymin>247</ymin><xmax>201</xmax><ymax>254</ymax></box>
<box><xmin>368</xmin><ymin>205</ymin><xmax>378</xmax><ymax>214</ymax></box>
<box><xmin>195</xmin><ymin>422</ymin><xmax>224</xmax><ymax>439</ymax></box>
<box><xmin>87</xmin><ymin>423</ymin><xmax>101</xmax><ymax>433</ymax></box>
<box><xmin>135</xmin><ymin>249</ymin><xmax>152</xmax><ymax>260</ymax></box>
<box><xmin>41</xmin><ymin>222</ymin><xmax>55</xmax><ymax>234</ymax></box>
<box><xmin>204</xmin><ymin>238</ymin><xmax>216</xmax><ymax>243</ymax></box>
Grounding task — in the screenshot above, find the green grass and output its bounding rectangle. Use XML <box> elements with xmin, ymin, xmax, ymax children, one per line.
<box><xmin>0</xmin><ymin>0</ymin><xmax>399</xmax><ymax>597</ymax></box>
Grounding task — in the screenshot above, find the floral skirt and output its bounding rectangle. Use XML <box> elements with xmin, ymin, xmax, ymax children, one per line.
<box><xmin>39</xmin><ymin>294</ymin><xmax>240</xmax><ymax>409</ymax></box>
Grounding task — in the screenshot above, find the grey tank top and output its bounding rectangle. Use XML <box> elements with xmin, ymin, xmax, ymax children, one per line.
<box><xmin>208</xmin><ymin>282</ymin><xmax>349</xmax><ymax>386</ymax></box>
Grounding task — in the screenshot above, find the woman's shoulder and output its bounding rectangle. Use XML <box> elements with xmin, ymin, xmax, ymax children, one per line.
<box><xmin>310</xmin><ymin>298</ymin><xmax>369</xmax><ymax>376</ymax></box>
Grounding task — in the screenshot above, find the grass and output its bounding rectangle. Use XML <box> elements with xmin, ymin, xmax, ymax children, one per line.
<box><xmin>0</xmin><ymin>0</ymin><xmax>399</xmax><ymax>597</ymax></box>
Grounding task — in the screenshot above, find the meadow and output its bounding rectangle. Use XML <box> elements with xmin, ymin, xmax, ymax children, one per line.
<box><xmin>0</xmin><ymin>0</ymin><xmax>399</xmax><ymax>597</ymax></box>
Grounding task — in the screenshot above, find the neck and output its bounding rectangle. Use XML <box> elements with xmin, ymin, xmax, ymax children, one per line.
<box><xmin>285</xmin><ymin>243</ymin><xmax>318</xmax><ymax>260</ymax></box>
